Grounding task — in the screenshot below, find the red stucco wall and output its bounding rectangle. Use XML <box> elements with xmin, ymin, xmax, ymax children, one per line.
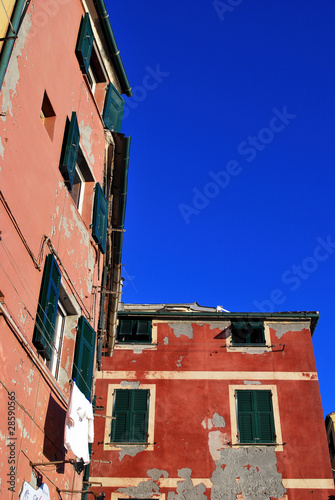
<box><xmin>91</xmin><ymin>319</ymin><xmax>335</xmax><ymax>500</ymax></box>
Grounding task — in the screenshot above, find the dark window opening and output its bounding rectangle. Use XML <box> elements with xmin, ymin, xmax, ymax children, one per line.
<box><xmin>231</xmin><ymin>321</ymin><xmax>265</xmax><ymax>345</ymax></box>
<box><xmin>117</xmin><ymin>319</ymin><xmax>152</xmax><ymax>343</ymax></box>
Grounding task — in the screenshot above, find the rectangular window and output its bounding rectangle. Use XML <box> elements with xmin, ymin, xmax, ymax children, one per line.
<box><xmin>46</xmin><ymin>301</ymin><xmax>66</xmax><ymax>379</ymax></box>
<box><xmin>118</xmin><ymin>319</ymin><xmax>152</xmax><ymax>343</ymax></box>
<box><xmin>111</xmin><ymin>389</ymin><xmax>149</xmax><ymax>444</ymax></box>
<box><xmin>33</xmin><ymin>254</ymin><xmax>61</xmax><ymax>361</ymax></box>
<box><xmin>231</xmin><ymin>321</ymin><xmax>265</xmax><ymax>345</ymax></box>
<box><xmin>236</xmin><ymin>390</ymin><xmax>275</xmax><ymax>444</ymax></box>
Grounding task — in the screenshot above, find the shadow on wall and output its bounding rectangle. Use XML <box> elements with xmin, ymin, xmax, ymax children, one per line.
<box><xmin>328</xmin><ymin>496</ymin><xmax>335</xmax><ymax>499</ymax></box>
<box><xmin>213</xmin><ymin>327</ymin><xmax>230</xmax><ymax>340</ymax></box>
<box><xmin>43</xmin><ymin>394</ymin><xmax>67</xmax><ymax>473</ymax></box>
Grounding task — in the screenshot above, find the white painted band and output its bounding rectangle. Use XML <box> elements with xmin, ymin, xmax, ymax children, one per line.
<box><xmin>97</xmin><ymin>370</ymin><xmax>318</xmax><ymax>381</ymax></box>
<box><xmin>89</xmin><ymin>477</ymin><xmax>334</xmax><ymax>489</ymax></box>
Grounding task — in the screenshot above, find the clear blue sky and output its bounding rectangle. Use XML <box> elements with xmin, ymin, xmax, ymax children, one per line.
<box><xmin>107</xmin><ymin>0</ymin><xmax>335</xmax><ymax>416</ymax></box>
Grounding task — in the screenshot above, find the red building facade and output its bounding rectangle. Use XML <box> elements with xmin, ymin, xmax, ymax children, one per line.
<box><xmin>91</xmin><ymin>304</ymin><xmax>335</xmax><ymax>500</ymax></box>
<box><xmin>0</xmin><ymin>0</ymin><xmax>131</xmax><ymax>498</ymax></box>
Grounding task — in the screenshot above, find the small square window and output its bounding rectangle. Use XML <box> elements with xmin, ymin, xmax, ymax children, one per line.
<box><xmin>40</xmin><ymin>91</ymin><xmax>56</xmax><ymax>140</ymax></box>
<box><xmin>231</xmin><ymin>321</ymin><xmax>265</xmax><ymax>346</ymax></box>
<box><xmin>117</xmin><ymin>319</ymin><xmax>152</xmax><ymax>343</ymax></box>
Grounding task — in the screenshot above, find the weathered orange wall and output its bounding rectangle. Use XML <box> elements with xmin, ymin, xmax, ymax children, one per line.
<box><xmin>0</xmin><ymin>0</ymin><xmax>113</xmax><ymax>497</ymax></box>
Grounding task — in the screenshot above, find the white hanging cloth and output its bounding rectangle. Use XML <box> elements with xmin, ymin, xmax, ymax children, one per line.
<box><xmin>64</xmin><ymin>381</ymin><xmax>94</xmax><ymax>464</ymax></box>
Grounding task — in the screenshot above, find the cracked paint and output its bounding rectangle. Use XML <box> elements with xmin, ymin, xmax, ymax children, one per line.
<box><xmin>0</xmin><ymin>137</ymin><xmax>4</xmax><ymax>160</ymax></box>
<box><xmin>169</xmin><ymin>323</ymin><xmax>194</xmax><ymax>339</ymax></box>
<box><xmin>163</xmin><ymin>336</ymin><xmax>169</xmax><ymax>345</ymax></box>
<box><xmin>16</xmin><ymin>418</ymin><xmax>30</xmax><ymax>440</ymax></box>
<box><xmin>176</xmin><ymin>356</ymin><xmax>184</xmax><ymax>367</ymax></box>
<box><xmin>244</xmin><ymin>381</ymin><xmax>261</xmax><ymax>385</ymax></box>
<box><xmin>209</xmin><ymin>322</ymin><xmax>230</xmax><ymax>331</ymax></box>
<box><xmin>120</xmin><ymin>380</ymin><xmax>140</xmax><ymax>389</ymax></box>
<box><xmin>20</xmin><ymin>309</ymin><xmax>27</xmax><ymax>325</ymax></box>
<box><xmin>119</xmin><ymin>445</ymin><xmax>147</xmax><ymax>461</ymax></box>
<box><xmin>1</xmin><ymin>14</ymin><xmax>32</xmax><ymax>119</ymax></box>
<box><xmin>80</xmin><ymin>121</ymin><xmax>95</xmax><ymax>166</ymax></box>
<box><xmin>212</xmin><ymin>412</ymin><xmax>226</xmax><ymax>428</ymax></box>
<box><xmin>208</xmin><ymin>430</ymin><xmax>230</xmax><ymax>461</ymax></box>
<box><xmin>27</xmin><ymin>368</ymin><xmax>34</xmax><ymax>383</ymax></box>
<box><xmin>211</xmin><ymin>447</ymin><xmax>286</xmax><ymax>500</ymax></box>
<box><xmin>269</xmin><ymin>322</ymin><xmax>308</xmax><ymax>339</ymax></box>
<box><xmin>168</xmin><ymin>468</ymin><xmax>207</xmax><ymax>500</ymax></box>
<box><xmin>117</xmin><ymin>469</ymin><xmax>168</xmax><ymax>495</ymax></box>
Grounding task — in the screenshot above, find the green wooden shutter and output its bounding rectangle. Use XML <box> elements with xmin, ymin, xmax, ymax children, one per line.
<box><xmin>92</xmin><ymin>183</ymin><xmax>108</xmax><ymax>253</ymax></box>
<box><xmin>237</xmin><ymin>390</ymin><xmax>275</xmax><ymax>443</ymax></box>
<box><xmin>254</xmin><ymin>390</ymin><xmax>275</xmax><ymax>443</ymax></box>
<box><xmin>60</xmin><ymin>112</ymin><xmax>80</xmax><ymax>189</ymax></box>
<box><xmin>102</xmin><ymin>82</ymin><xmax>125</xmax><ymax>132</ymax></box>
<box><xmin>111</xmin><ymin>390</ymin><xmax>149</xmax><ymax>443</ymax></box>
<box><xmin>131</xmin><ymin>390</ymin><xmax>149</xmax><ymax>442</ymax></box>
<box><xmin>75</xmin><ymin>13</ymin><xmax>94</xmax><ymax>74</ymax></box>
<box><xmin>112</xmin><ymin>389</ymin><xmax>131</xmax><ymax>442</ymax></box>
<box><xmin>33</xmin><ymin>254</ymin><xmax>61</xmax><ymax>361</ymax></box>
<box><xmin>119</xmin><ymin>319</ymin><xmax>133</xmax><ymax>335</ymax></box>
<box><xmin>72</xmin><ymin>316</ymin><xmax>96</xmax><ymax>400</ymax></box>
<box><xmin>236</xmin><ymin>390</ymin><xmax>255</xmax><ymax>443</ymax></box>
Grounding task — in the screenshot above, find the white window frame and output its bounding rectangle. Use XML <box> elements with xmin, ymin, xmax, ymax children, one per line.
<box><xmin>46</xmin><ymin>301</ymin><xmax>66</xmax><ymax>380</ymax></box>
<box><xmin>104</xmin><ymin>383</ymin><xmax>156</xmax><ymax>452</ymax></box>
<box><xmin>115</xmin><ymin>320</ymin><xmax>158</xmax><ymax>351</ymax></box>
<box><xmin>226</xmin><ymin>322</ymin><xmax>272</xmax><ymax>352</ymax></box>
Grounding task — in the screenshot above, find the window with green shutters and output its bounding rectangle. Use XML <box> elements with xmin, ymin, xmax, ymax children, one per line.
<box><xmin>72</xmin><ymin>316</ymin><xmax>96</xmax><ymax>401</ymax></box>
<box><xmin>231</xmin><ymin>321</ymin><xmax>265</xmax><ymax>345</ymax></box>
<box><xmin>236</xmin><ymin>390</ymin><xmax>275</xmax><ymax>443</ymax></box>
<box><xmin>117</xmin><ymin>319</ymin><xmax>152</xmax><ymax>343</ymax></box>
<box><xmin>92</xmin><ymin>183</ymin><xmax>108</xmax><ymax>254</ymax></box>
<box><xmin>111</xmin><ymin>389</ymin><xmax>149</xmax><ymax>443</ymax></box>
<box><xmin>33</xmin><ymin>254</ymin><xmax>61</xmax><ymax>361</ymax></box>
<box><xmin>102</xmin><ymin>82</ymin><xmax>125</xmax><ymax>133</ymax></box>
<box><xmin>59</xmin><ymin>112</ymin><xmax>80</xmax><ymax>190</ymax></box>
<box><xmin>75</xmin><ymin>13</ymin><xmax>94</xmax><ymax>74</ymax></box>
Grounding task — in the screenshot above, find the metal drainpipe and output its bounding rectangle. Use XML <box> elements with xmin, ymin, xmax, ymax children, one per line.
<box><xmin>107</xmin><ymin>136</ymin><xmax>131</xmax><ymax>355</ymax></box>
<box><xmin>93</xmin><ymin>0</ymin><xmax>132</xmax><ymax>97</ymax></box>
<box><xmin>97</xmin><ymin>265</ymin><xmax>107</xmax><ymax>370</ymax></box>
<box><xmin>0</xmin><ymin>0</ymin><xmax>28</xmax><ymax>91</ymax></box>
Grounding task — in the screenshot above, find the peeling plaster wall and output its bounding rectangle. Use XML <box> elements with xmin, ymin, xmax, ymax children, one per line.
<box><xmin>211</xmin><ymin>447</ymin><xmax>286</xmax><ymax>500</ymax></box>
<box><xmin>269</xmin><ymin>322</ymin><xmax>309</xmax><ymax>339</ymax></box>
<box><xmin>0</xmin><ymin>0</ymin><xmax>112</xmax><ymax>496</ymax></box>
<box><xmin>168</xmin><ymin>469</ymin><xmax>207</xmax><ymax>500</ymax></box>
<box><xmin>93</xmin><ymin>318</ymin><xmax>334</xmax><ymax>500</ymax></box>
<box><xmin>169</xmin><ymin>323</ymin><xmax>194</xmax><ymax>339</ymax></box>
